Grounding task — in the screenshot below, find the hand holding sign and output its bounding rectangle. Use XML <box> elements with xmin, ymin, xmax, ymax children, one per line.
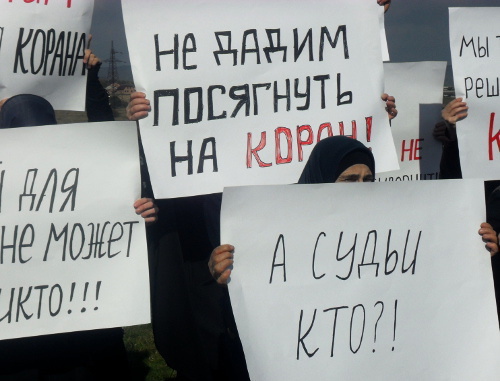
<box><xmin>126</xmin><ymin>92</ymin><xmax>150</xmax><ymax>121</ymax></box>
<box><xmin>0</xmin><ymin>121</ymin><xmax>150</xmax><ymax>340</ymax></box>
<box><xmin>449</xmin><ymin>7</ymin><xmax>500</xmax><ymax>179</ymax></box>
<box><xmin>122</xmin><ymin>0</ymin><xmax>399</xmax><ymax>198</ymax></box>
<box><xmin>377</xmin><ymin>0</ymin><xmax>391</xmax><ymax>12</ymax></box>
<box><xmin>442</xmin><ymin>97</ymin><xmax>468</xmax><ymax>125</ymax></box>
<box><xmin>208</xmin><ymin>244</ymin><xmax>234</xmax><ymax>285</ymax></box>
<box><xmin>83</xmin><ymin>35</ymin><xmax>101</xmax><ymax>70</ymax></box>
<box><xmin>222</xmin><ymin>179</ymin><xmax>500</xmax><ymax>380</ymax></box>
<box><xmin>381</xmin><ymin>93</ymin><xmax>397</xmax><ymax>119</ymax></box>
<box><xmin>133</xmin><ymin>197</ymin><xmax>159</xmax><ymax>226</ymax></box>
<box><xmin>478</xmin><ymin>222</ymin><xmax>499</xmax><ymax>257</ymax></box>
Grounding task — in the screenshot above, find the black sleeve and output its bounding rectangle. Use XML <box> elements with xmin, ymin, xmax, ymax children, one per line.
<box><xmin>138</xmin><ymin>136</ymin><xmax>154</xmax><ymax>200</ymax></box>
<box><xmin>487</xmin><ymin>186</ymin><xmax>500</xmax><ymax>233</ymax></box>
<box><xmin>433</xmin><ymin>121</ymin><xmax>462</xmax><ymax>179</ymax></box>
<box><xmin>439</xmin><ymin>139</ymin><xmax>462</xmax><ymax>179</ymax></box>
<box><xmin>204</xmin><ymin>193</ymin><xmax>223</xmax><ymax>249</ymax></box>
<box><xmin>486</xmin><ymin>185</ymin><xmax>500</xmax><ymax>327</ymax></box>
<box><xmin>85</xmin><ymin>63</ymin><xmax>114</xmax><ymax>122</ymax></box>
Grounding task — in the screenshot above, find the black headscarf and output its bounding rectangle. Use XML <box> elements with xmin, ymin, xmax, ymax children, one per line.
<box><xmin>0</xmin><ymin>94</ymin><xmax>57</xmax><ymax>129</ymax></box>
<box><xmin>297</xmin><ymin>136</ymin><xmax>375</xmax><ymax>184</ymax></box>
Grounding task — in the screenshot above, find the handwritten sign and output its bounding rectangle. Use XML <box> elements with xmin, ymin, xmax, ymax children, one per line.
<box><xmin>221</xmin><ymin>181</ymin><xmax>500</xmax><ymax>380</ymax></box>
<box><xmin>0</xmin><ymin>0</ymin><xmax>94</xmax><ymax>111</ymax></box>
<box><xmin>377</xmin><ymin>62</ymin><xmax>446</xmax><ymax>181</ymax></box>
<box><xmin>449</xmin><ymin>7</ymin><xmax>500</xmax><ymax>180</ymax></box>
<box><xmin>0</xmin><ymin>121</ymin><xmax>150</xmax><ymax>340</ymax></box>
<box><xmin>122</xmin><ymin>0</ymin><xmax>398</xmax><ymax>199</ymax></box>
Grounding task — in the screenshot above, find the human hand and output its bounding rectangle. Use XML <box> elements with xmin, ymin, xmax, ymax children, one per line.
<box><xmin>208</xmin><ymin>244</ymin><xmax>234</xmax><ymax>285</ymax></box>
<box><xmin>134</xmin><ymin>198</ymin><xmax>159</xmax><ymax>226</ymax></box>
<box><xmin>126</xmin><ymin>92</ymin><xmax>151</xmax><ymax>121</ymax></box>
<box><xmin>442</xmin><ymin>97</ymin><xmax>468</xmax><ymax>125</ymax></box>
<box><xmin>432</xmin><ymin>121</ymin><xmax>453</xmax><ymax>143</ymax></box>
<box><xmin>377</xmin><ymin>0</ymin><xmax>391</xmax><ymax>12</ymax></box>
<box><xmin>83</xmin><ymin>35</ymin><xmax>101</xmax><ymax>70</ymax></box>
<box><xmin>478</xmin><ymin>222</ymin><xmax>499</xmax><ymax>257</ymax></box>
<box><xmin>0</xmin><ymin>98</ymin><xmax>10</xmax><ymax>111</ymax></box>
<box><xmin>381</xmin><ymin>93</ymin><xmax>397</xmax><ymax>120</ymax></box>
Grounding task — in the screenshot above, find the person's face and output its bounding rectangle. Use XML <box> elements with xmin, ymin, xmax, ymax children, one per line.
<box><xmin>335</xmin><ymin>164</ymin><xmax>373</xmax><ymax>183</ymax></box>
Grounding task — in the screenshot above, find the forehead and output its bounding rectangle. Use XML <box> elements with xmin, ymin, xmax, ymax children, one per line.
<box><xmin>338</xmin><ymin>164</ymin><xmax>372</xmax><ymax>176</ymax></box>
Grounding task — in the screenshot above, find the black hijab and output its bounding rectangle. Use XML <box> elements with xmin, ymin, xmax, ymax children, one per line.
<box><xmin>297</xmin><ymin>136</ymin><xmax>375</xmax><ymax>184</ymax></box>
<box><xmin>0</xmin><ymin>94</ymin><xmax>57</xmax><ymax>129</ymax></box>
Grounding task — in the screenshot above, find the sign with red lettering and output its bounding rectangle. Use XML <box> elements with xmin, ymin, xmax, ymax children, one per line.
<box><xmin>122</xmin><ymin>0</ymin><xmax>399</xmax><ymax>198</ymax></box>
<box><xmin>0</xmin><ymin>0</ymin><xmax>93</xmax><ymax>110</ymax></box>
<box><xmin>376</xmin><ymin>62</ymin><xmax>446</xmax><ymax>182</ymax></box>
<box><xmin>450</xmin><ymin>7</ymin><xmax>500</xmax><ymax>180</ymax></box>
<box><xmin>0</xmin><ymin>122</ymin><xmax>150</xmax><ymax>340</ymax></box>
<box><xmin>222</xmin><ymin>181</ymin><xmax>500</xmax><ymax>380</ymax></box>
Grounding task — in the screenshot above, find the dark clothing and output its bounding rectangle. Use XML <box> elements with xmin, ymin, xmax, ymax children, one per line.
<box><xmin>433</xmin><ymin>121</ymin><xmax>462</xmax><ymax>180</ymax></box>
<box><xmin>486</xmin><ymin>187</ymin><xmax>500</xmax><ymax>326</ymax></box>
<box><xmin>0</xmin><ymin>64</ymin><xmax>112</xmax><ymax>128</ymax></box>
<box><xmin>439</xmin><ymin>139</ymin><xmax>462</xmax><ymax>179</ymax></box>
<box><xmin>298</xmin><ymin>135</ymin><xmax>375</xmax><ymax>184</ymax></box>
<box><xmin>487</xmin><ymin>188</ymin><xmax>500</xmax><ymax>233</ymax></box>
<box><xmin>150</xmin><ymin>137</ymin><xmax>376</xmax><ymax>380</ymax></box>
<box><xmin>85</xmin><ymin>63</ymin><xmax>114</xmax><ymax>122</ymax></box>
<box><xmin>148</xmin><ymin>198</ymin><xmax>211</xmax><ymax>381</ymax></box>
<box><xmin>0</xmin><ymin>94</ymin><xmax>57</xmax><ymax>129</ymax></box>
<box><xmin>433</xmin><ymin>120</ymin><xmax>460</xmax><ymax>179</ymax></box>
<box><xmin>148</xmin><ymin>194</ymin><xmax>249</xmax><ymax>381</ymax></box>
<box><xmin>0</xmin><ymin>329</ymin><xmax>128</xmax><ymax>381</ymax></box>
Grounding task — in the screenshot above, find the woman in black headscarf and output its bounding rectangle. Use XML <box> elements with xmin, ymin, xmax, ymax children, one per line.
<box><xmin>198</xmin><ymin>136</ymin><xmax>378</xmax><ymax>381</ymax></box>
<box><xmin>0</xmin><ymin>94</ymin><xmax>57</xmax><ymax>129</ymax></box>
<box><xmin>210</xmin><ymin>134</ymin><xmax>499</xmax><ymax>281</ymax></box>
<box><xmin>209</xmin><ymin>136</ymin><xmax>376</xmax><ymax>286</ymax></box>
<box><xmin>297</xmin><ymin>135</ymin><xmax>375</xmax><ymax>185</ymax></box>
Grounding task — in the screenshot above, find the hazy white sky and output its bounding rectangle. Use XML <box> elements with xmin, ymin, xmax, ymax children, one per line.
<box><xmin>384</xmin><ymin>0</ymin><xmax>500</xmax><ymax>62</ymax></box>
<box><xmin>89</xmin><ymin>0</ymin><xmax>500</xmax><ymax>81</ymax></box>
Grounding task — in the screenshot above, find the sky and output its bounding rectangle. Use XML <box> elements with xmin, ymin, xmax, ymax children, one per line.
<box><xmin>384</xmin><ymin>0</ymin><xmax>500</xmax><ymax>62</ymax></box>
<box><xmin>89</xmin><ymin>0</ymin><xmax>500</xmax><ymax>83</ymax></box>
<box><xmin>90</xmin><ymin>0</ymin><xmax>128</xmax><ymax>79</ymax></box>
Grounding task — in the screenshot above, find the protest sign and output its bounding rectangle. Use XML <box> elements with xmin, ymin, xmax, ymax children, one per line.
<box><xmin>0</xmin><ymin>121</ymin><xmax>150</xmax><ymax>340</ymax></box>
<box><xmin>449</xmin><ymin>7</ymin><xmax>500</xmax><ymax>180</ymax></box>
<box><xmin>377</xmin><ymin>62</ymin><xmax>446</xmax><ymax>181</ymax></box>
<box><xmin>122</xmin><ymin>0</ymin><xmax>398</xmax><ymax>199</ymax></box>
<box><xmin>221</xmin><ymin>181</ymin><xmax>500</xmax><ymax>380</ymax></box>
<box><xmin>0</xmin><ymin>0</ymin><xmax>94</xmax><ymax>111</ymax></box>
<box><xmin>379</xmin><ymin>7</ymin><xmax>390</xmax><ymax>62</ymax></box>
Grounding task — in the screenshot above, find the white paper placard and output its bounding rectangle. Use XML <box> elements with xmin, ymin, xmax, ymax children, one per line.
<box><xmin>377</xmin><ymin>62</ymin><xmax>446</xmax><ymax>181</ymax></box>
<box><xmin>0</xmin><ymin>121</ymin><xmax>150</xmax><ymax>340</ymax></box>
<box><xmin>222</xmin><ymin>181</ymin><xmax>500</xmax><ymax>380</ymax></box>
<box><xmin>122</xmin><ymin>0</ymin><xmax>398</xmax><ymax>198</ymax></box>
<box><xmin>0</xmin><ymin>0</ymin><xmax>94</xmax><ymax>111</ymax></box>
<box><xmin>379</xmin><ymin>6</ymin><xmax>390</xmax><ymax>62</ymax></box>
<box><xmin>449</xmin><ymin>7</ymin><xmax>500</xmax><ymax>180</ymax></box>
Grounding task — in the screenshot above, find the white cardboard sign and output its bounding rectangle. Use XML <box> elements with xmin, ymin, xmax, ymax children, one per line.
<box><xmin>377</xmin><ymin>62</ymin><xmax>446</xmax><ymax>181</ymax></box>
<box><xmin>0</xmin><ymin>0</ymin><xmax>94</xmax><ymax>111</ymax></box>
<box><xmin>122</xmin><ymin>0</ymin><xmax>398</xmax><ymax>199</ymax></box>
<box><xmin>222</xmin><ymin>181</ymin><xmax>500</xmax><ymax>380</ymax></box>
<box><xmin>379</xmin><ymin>7</ymin><xmax>390</xmax><ymax>62</ymax></box>
<box><xmin>449</xmin><ymin>7</ymin><xmax>500</xmax><ymax>180</ymax></box>
<box><xmin>0</xmin><ymin>122</ymin><xmax>150</xmax><ymax>340</ymax></box>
